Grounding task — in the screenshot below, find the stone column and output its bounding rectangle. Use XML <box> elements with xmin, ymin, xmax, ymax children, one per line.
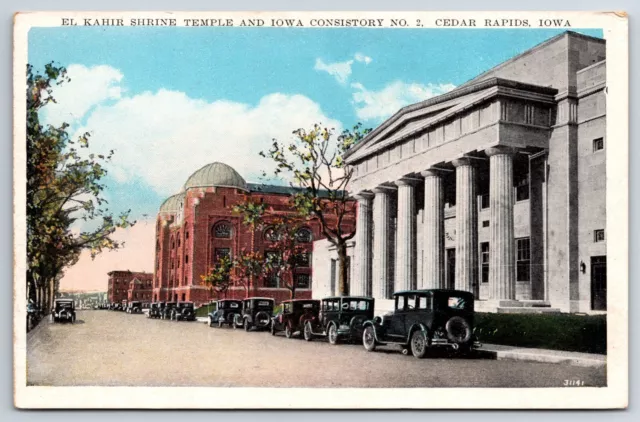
<box><xmin>420</xmin><ymin>169</ymin><xmax>445</xmax><ymax>289</ymax></box>
<box><xmin>486</xmin><ymin>146</ymin><xmax>516</xmax><ymax>301</ymax></box>
<box><xmin>353</xmin><ymin>192</ymin><xmax>373</xmax><ymax>296</ymax></box>
<box><xmin>452</xmin><ymin>157</ymin><xmax>477</xmax><ymax>293</ymax></box>
<box><xmin>394</xmin><ymin>178</ymin><xmax>418</xmax><ymax>292</ymax></box>
<box><xmin>372</xmin><ymin>187</ymin><xmax>393</xmax><ymax>299</ymax></box>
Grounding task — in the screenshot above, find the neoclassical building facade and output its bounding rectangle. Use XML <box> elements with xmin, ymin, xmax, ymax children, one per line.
<box><xmin>336</xmin><ymin>31</ymin><xmax>606</xmax><ymax>313</ymax></box>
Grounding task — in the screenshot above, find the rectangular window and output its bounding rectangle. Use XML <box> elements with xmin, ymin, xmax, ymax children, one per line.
<box><xmin>482</xmin><ymin>220</ymin><xmax>490</xmax><ymax>228</ymax></box>
<box><xmin>214</xmin><ymin>248</ymin><xmax>231</xmax><ymax>261</ymax></box>
<box><xmin>594</xmin><ymin>229</ymin><xmax>605</xmax><ymax>242</ymax></box>
<box><xmin>515</xmin><ymin>172</ymin><xmax>530</xmax><ymax>202</ymax></box>
<box><xmin>593</xmin><ymin>137</ymin><xmax>604</xmax><ymax>152</ymax></box>
<box><xmin>395</xmin><ymin>295</ymin><xmax>406</xmax><ymax>311</ymax></box>
<box><xmin>481</xmin><ymin>242</ymin><xmax>490</xmax><ymax>283</ymax></box>
<box><xmin>296</xmin><ymin>252</ymin><xmax>311</xmax><ymax>267</ymax></box>
<box><xmin>480</xmin><ymin>193</ymin><xmax>490</xmax><ymax>209</ymax></box>
<box><xmin>295</xmin><ymin>274</ymin><xmax>311</xmax><ymax>289</ymax></box>
<box><xmin>516</xmin><ymin>238</ymin><xmax>531</xmax><ymax>282</ymax></box>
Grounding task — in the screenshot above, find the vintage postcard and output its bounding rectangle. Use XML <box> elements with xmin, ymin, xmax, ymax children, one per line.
<box><xmin>13</xmin><ymin>11</ymin><xmax>628</xmax><ymax>409</ymax></box>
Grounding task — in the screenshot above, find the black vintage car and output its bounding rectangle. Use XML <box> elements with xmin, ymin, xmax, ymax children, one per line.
<box><xmin>270</xmin><ymin>299</ymin><xmax>321</xmax><ymax>339</ymax></box>
<box><xmin>362</xmin><ymin>289</ymin><xmax>479</xmax><ymax>358</ymax></box>
<box><xmin>127</xmin><ymin>300</ymin><xmax>142</xmax><ymax>314</ymax></box>
<box><xmin>147</xmin><ymin>302</ymin><xmax>164</xmax><ymax>319</ymax></box>
<box><xmin>171</xmin><ymin>302</ymin><xmax>196</xmax><ymax>321</ymax></box>
<box><xmin>239</xmin><ymin>297</ymin><xmax>275</xmax><ymax>331</ymax></box>
<box><xmin>303</xmin><ymin>296</ymin><xmax>374</xmax><ymax>344</ymax></box>
<box><xmin>51</xmin><ymin>298</ymin><xmax>76</xmax><ymax>323</ymax></box>
<box><xmin>121</xmin><ymin>300</ymin><xmax>128</xmax><ymax>312</ymax></box>
<box><xmin>160</xmin><ymin>302</ymin><xmax>177</xmax><ymax>320</ymax></box>
<box><xmin>208</xmin><ymin>299</ymin><xmax>243</xmax><ymax>328</ymax></box>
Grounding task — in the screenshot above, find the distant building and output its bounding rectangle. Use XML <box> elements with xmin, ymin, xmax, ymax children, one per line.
<box><xmin>315</xmin><ymin>31</ymin><xmax>606</xmax><ymax>314</ymax></box>
<box><xmin>153</xmin><ymin>162</ymin><xmax>355</xmax><ymax>306</ymax></box>
<box><xmin>107</xmin><ymin>271</ymin><xmax>153</xmax><ymax>304</ymax></box>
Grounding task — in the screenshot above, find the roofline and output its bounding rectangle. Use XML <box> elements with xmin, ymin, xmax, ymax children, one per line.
<box><xmin>344</xmin><ymin>77</ymin><xmax>557</xmax><ymax>161</ymax></box>
<box><xmin>393</xmin><ymin>289</ymin><xmax>475</xmax><ymax>295</ymax></box>
<box><xmin>183</xmin><ymin>184</ymin><xmax>249</xmax><ymax>192</ymax></box>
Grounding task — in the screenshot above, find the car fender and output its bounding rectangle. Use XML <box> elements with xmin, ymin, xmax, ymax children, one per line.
<box><xmin>362</xmin><ymin>320</ymin><xmax>384</xmax><ymax>343</ymax></box>
<box><xmin>406</xmin><ymin>323</ymin><xmax>430</xmax><ymax>344</ymax></box>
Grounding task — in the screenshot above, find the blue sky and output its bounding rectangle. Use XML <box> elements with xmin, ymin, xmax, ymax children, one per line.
<box><xmin>29</xmin><ymin>27</ymin><xmax>603</xmax><ymax>223</ymax></box>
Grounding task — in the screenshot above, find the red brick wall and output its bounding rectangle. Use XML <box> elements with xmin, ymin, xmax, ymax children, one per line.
<box><xmin>107</xmin><ymin>271</ymin><xmax>153</xmax><ymax>304</ymax></box>
<box><xmin>154</xmin><ymin>186</ymin><xmax>355</xmax><ymax>306</ymax></box>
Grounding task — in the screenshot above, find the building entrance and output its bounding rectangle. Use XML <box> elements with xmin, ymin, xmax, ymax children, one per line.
<box><xmin>591</xmin><ymin>256</ymin><xmax>607</xmax><ymax>311</ymax></box>
<box><xmin>446</xmin><ymin>248</ymin><xmax>456</xmax><ymax>290</ymax></box>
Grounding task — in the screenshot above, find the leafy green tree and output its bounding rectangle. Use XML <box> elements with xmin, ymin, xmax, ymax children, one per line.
<box><xmin>201</xmin><ymin>255</ymin><xmax>233</xmax><ymax>299</ymax></box>
<box><xmin>231</xmin><ymin>250</ymin><xmax>265</xmax><ymax>298</ymax></box>
<box><xmin>259</xmin><ymin>123</ymin><xmax>369</xmax><ymax>295</ymax></box>
<box><xmin>26</xmin><ymin>63</ymin><xmax>134</xmax><ymax>313</ymax></box>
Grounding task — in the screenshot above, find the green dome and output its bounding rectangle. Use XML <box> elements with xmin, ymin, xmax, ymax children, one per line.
<box><xmin>183</xmin><ymin>162</ymin><xmax>248</xmax><ymax>191</ymax></box>
<box><xmin>159</xmin><ymin>193</ymin><xmax>184</xmax><ymax>213</ymax></box>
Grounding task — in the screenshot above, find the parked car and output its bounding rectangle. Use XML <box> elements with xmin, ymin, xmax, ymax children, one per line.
<box><xmin>270</xmin><ymin>299</ymin><xmax>321</xmax><ymax>339</ymax></box>
<box><xmin>50</xmin><ymin>298</ymin><xmax>76</xmax><ymax>323</ymax></box>
<box><xmin>208</xmin><ymin>299</ymin><xmax>243</xmax><ymax>328</ymax></box>
<box><xmin>160</xmin><ymin>302</ymin><xmax>177</xmax><ymax>320</ymax></box>
<box><xmin>171</xmin><ymin>302</ymin><xmax>197</xmax><ymax>321</ymax></box>
<box><xmin>147</xmin><ymin>302</ymin><xmax>164</xmax><ymax>319</ymax></box>
<box><xmin>303</xmin><ymin>296</ymin><xmax>374</xmax><ymax>344</ymax></box>
<box><xmin>127</xmin><ymin>300</ymin><xmax>143</xmax><ymax>314</ymax></box>
<box><xmin>361</xmin><ymin>289</ymin><xmax>479</xmax><ymax>358</ymax></box>
<box><xmin>239</xmin><ymin>297</ymin><xmax>275</xmax><ymax>331</ymax></box>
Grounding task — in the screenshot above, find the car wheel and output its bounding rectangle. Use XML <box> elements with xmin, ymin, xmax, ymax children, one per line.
<box><xmin>218</xmin><ymin>319</ymin><xmax>223</xmax><ymax>328</ymax></box>
<box><xmin>328</xmin><ymin>323</ymin><xmax>339</xmax><ymax>345</ymax></box>
<box><xmin>303</xmin><ymin>321</ymin><xmax>313</xmax><ymax>341</ymax></box>
<box><xmin>71</xmin><ymin>315</ymin><xmax>76</xmax><ymax>324</ymax></box>
<box><xmin>208</xmin><ymin>317</ymin><xmax>214</xmax><ymax>328</ymax></box>
<box><xmin>244</xmin><ymin>319</ymin><xmax>251</xmax><ymax>332</ymax></box>
<box><xmin>410</xmin><ymin>330</ymin><xmax>430</xmax><ymax>359</ymax></box>
<box><xmin>445</xmin><ymin>316</ymin><xmax>472</xmax><ymax>344</ymax></box>
<box><xmin>284</xmin><ymin>323</ymin><xmax>293</xmax><ymax>339</ymax></box>
<box><xmin>270</xmin><ymin>321</ymin><xmax>276</xmax><ymax>336</ymax></box>
<box><xmin>363</xmin><ymin>326</ymin><xmax>376</xmax><ymax>352</ymax></box>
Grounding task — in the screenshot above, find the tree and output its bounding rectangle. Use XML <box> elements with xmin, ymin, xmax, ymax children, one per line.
<box><xmin>26</xmin><ymin>63</ymin><xmax>134</xmax><ymax>314</ymax></box>
<box><xmin>231</xmin><ymin>250</ymin><xmax>265</xmax><ymax>298</ymax></box>
<box><xmin>201</xmin><ymin>255</ymin><xmax>233</xmax><ymax>299</ymax></box>
<box><xmin>259</xmin><ymin>123</ymin><xmax>369</xmax><ymax>295</ymax></box>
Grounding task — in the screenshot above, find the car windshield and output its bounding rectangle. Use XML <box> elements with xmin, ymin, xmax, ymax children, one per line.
<box><xmin>447</xmin><ymin>296</ymin><xmax>471</xmax><ymax>310</ymax></box>
<box><xmin>56</xmin><ymin>302</ymin><xmax>73</xmax><ymax>309</ymax></box>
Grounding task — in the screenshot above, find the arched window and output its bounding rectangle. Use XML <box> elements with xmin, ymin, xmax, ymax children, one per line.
<box><xmin>213</xmin><ymin>221</ymin><xmax>233</xmax><ymax>239</ymax></box>
<box><xmin>296</xmin><ymin>228</ymin><xmax>313</xmax><ymax>243</ymax></box>
<box><xmin>263</xmin><ymin>226</ymin><xmax>281</xmax><ymax>242</ymax></box>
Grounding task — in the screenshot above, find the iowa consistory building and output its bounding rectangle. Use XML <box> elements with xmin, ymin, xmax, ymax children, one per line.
<box><xmin>313</xmin><ymin>31</ymin><xmax>607</xmax><ymax>314</ymax></box>
<box><xmin>153</xmin><ymin>162</ymin><xmax>355</xmax><ymax>305</ymax></box>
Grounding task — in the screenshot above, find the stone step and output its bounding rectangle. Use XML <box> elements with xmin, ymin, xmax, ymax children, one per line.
<box><xmin>497</xmin><ymin>307</ymin><xmax>562</xmax><ymax>314</ymax></box>
<box><xmin>519</xmin><ymin>300</ymin><xmax>552</xmax><ymax>308</ymax></box>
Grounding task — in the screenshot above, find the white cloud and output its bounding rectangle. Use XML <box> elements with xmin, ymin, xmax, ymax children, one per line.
<box><xmin>351</xmin><ymin>81</ymin><xmax>456</xmax><ymax>122</ymax></box>
<box><xmin>314</xmin><ymin>58</ymin><xmax>354</xmax><ymax>85</ymax></box>
<box><xmin>41</xmin><ymin>64</ymin><xmax>124</xmax><ymax>127</ymax></box>
<box><xmin>314</xmin><ymin>53</ymin><xmax>372</xmax><ymax>85</ymax></box>
<box><xmin>354</xmin><ymin>52</ymin><xmax>372</xmax><ymax>65</ymax></box>
<box><xmin>72</xmin><ymin>89</ymin><xmax>343</xmax><ymax>197</ymax></box>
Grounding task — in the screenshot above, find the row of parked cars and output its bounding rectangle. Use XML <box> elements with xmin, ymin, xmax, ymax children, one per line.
<box><xmin>202</xmin><ymin>289</ymin><xmax>480</xmax><ymax>358</ymax></box>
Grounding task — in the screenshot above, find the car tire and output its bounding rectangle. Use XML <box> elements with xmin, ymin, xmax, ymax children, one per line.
<box><xmin>218</xmin><ymin>319</ymin><xmax>223</xmax><ymax>328</ymax></box>
<box><xmin>270</xmin><ymin>321</ymin><xmax>276</xmax><ymax>336</ymax></box>
<box><xmin>362</xmin><ymin>326</ymin><xmax>376</xmax><ymax>352</ymax></box>
<box><xmin>284</xmin><ymin>323</ymin><xmax>293</xmax><ymax>339</ymax></box>
<box><xmin>71</xmin><ymin>315</ymin><xmax>76</xmax><ymax>324</ymax></box>
<box><xmin>445</xmin><ymin>316</ymin><xmax>472</xmax><ymax>344</ymax></box>
<box><xmin>244</xmin><ymin>319</ymin><xmax>251</xmax><ymax>332</ymax></box>
<box><xmin>328</xmin><ymin>323</ymin><xmax>339</xmax><ymax>345</ymax></box>
<box><xmin>410</xmin><ymin>330</ymin><xmax>430</xmax><ymax>359</ymax></box>
<box><xmin>208</xmin><ymin>317</ymin><xmax>214</xmax><ymax>328</ymax></box>
<box><xmin>303</xmin><ymin>322</ymin><xmax>313</xmax><ymax>341</ymax></box>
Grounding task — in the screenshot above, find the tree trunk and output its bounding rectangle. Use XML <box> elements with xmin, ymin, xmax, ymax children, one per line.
<box><xmin>337</xmin><ymin>241</ymin><xmax>348</xmax><ymax>296</ymax></box>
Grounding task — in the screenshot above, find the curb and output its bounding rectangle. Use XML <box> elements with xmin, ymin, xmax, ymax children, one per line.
<box><xmin>476</xmin><ymin>347</ymin><xmax>606</xmax><ymax>368</ymax></box>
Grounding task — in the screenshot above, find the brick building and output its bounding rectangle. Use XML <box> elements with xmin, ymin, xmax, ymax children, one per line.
<box><xmin>107</xmin><ymin>270</ymin><xmax>153</xmax><ymax>304</ymax></box>
<box><xmin>314</xmin><ymin>31</ymin><xmax>607</xmax><ymax>314</ymax></box>
<box><xmin>153</xmin><ymin>162</ymin><xmax>355</xmax><ymax>305</ymax></box>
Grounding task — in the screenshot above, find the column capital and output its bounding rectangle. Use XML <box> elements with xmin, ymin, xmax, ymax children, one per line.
<box><xmin>420</xmin><ymin>168</ymin><xmax>444</xmax><ymax>178</ymax></box>
<box><xmin>485</xmin><ymin>146</ymin><xmax>518</xmax><ymax>158</ymax></box>
<box><xmin>372</xmin><ymin>185</ymin><xmax>396</xmax><ymax>194</ymax></box>
<box><xmin>353</xmin><ymin>191</ymin><xmax>374</xmax><ymax>200</ymax></box>
<box><xmin>394</xmin><ymin>177</ymin><xmax>421</xmax><ymax>187</ymax></box>
<box><xmin>451</xmin><ymin>156</ymin><xmax>476</xmax><ymax>168</ymax></box>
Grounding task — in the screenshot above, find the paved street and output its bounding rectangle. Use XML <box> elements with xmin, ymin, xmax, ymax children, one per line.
<box><xmin>27</xmin><ymin>310</ymin><xmax>606</xmax><ymax>387</ymax></box>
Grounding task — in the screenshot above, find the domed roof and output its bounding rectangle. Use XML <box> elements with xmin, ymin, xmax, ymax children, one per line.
<box><xmin>183</xmin><ymin>162</ymin><xmax>248</xmax><ymax>191</ymax></box>
<box><xmin>159</xmin><ymin>192</ymin><xmax>184</xmax><ymax>213</ymax></box>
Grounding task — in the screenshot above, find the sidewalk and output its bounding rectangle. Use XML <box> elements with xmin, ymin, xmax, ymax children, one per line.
<box><xmin>476</xmin><ymin>343</ymin><xmax>606</xmax><ymax>368</ymax></box>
